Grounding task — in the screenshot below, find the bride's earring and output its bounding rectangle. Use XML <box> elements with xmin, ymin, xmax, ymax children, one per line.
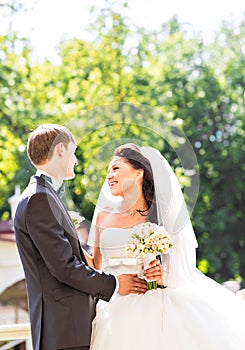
<box><xmin>135</xmin><ymin>176</ymin><xmax>138</xmax><ymax>185</ymax></box>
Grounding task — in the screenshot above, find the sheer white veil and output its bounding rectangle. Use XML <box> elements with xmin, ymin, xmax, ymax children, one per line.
<box><xmin>140</xmin><ymin>146</ymin><xmax>199</xmax><ymax>287</ymax></box>
<box><xmin>88</xmin><ymin>146</ymin><xmax>200</xmax><ymax>287</ymax></box>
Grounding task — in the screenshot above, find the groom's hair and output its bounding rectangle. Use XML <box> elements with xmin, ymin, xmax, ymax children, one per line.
<box><xmin>27</xmin><ymin>124</ymin><xmax>76</xmax><ymax>166</ymax></box>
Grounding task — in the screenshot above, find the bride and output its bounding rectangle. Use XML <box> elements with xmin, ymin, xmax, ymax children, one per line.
<box><xmin>85</xmin><ymin>143</ymin><xmax>245</xmax><ymax>349</ymax></box>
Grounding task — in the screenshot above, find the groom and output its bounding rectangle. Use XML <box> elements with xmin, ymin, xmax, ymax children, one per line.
<box><xmin>14</xmin><ymin>124</ymin><xmax>148</xmax><ymax>350</ymax></box>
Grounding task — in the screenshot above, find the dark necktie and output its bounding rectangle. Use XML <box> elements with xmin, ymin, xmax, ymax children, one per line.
<box><xmin>40</xmin><ymin>174</ymin><xmax>65</xmax><ymax>198</ymax></box>
<box><xmin>57</xmin><ymin>183</ymin><xmax>65</xmax><ymax>198</ymax></box>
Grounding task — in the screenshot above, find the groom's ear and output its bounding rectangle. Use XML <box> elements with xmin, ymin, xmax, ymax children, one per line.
<box><xmin>55</xmin><ymin>142</ymin><xmax>65</xmax><ymax>158</ymax></box>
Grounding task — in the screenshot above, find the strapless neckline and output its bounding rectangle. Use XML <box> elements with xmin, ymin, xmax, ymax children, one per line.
<box><xmin>100</xmin><ymin>221</ymin><xmax>148</xmax><ymax>234</ymax></box>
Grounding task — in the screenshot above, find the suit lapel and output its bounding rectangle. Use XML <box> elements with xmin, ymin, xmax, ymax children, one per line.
<box><xmin>32</xmin><ymin>176</ymin><xmax>88</xmax><ymax>265</ymax></box>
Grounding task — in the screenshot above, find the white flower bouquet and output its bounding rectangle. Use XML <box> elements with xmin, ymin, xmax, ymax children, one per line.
<box><xmin>68</xmin><ymin>211</ymin><xmax>85</xmax><ymax>229</ymax></box>
<box><xmin>126</xmin><ymin>222</ymin><xmax>173</xmax><ymax>289</ymax></box>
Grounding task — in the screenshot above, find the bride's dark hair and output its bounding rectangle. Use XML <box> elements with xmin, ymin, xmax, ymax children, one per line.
<box><xmin>113</xmin><ymin>143</ymin><xmax>157</xmax><ymax>223</ymax></box>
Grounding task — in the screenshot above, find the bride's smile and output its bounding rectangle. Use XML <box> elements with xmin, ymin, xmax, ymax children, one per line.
<box><xmin>107</xmin><ymin>156</ymin><xmax>140</xmax><ymax>197</ymax></box>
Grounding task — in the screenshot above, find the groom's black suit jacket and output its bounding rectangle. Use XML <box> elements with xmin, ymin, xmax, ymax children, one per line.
<box><xmin>14</xmin><ymin>176</ymin><xmax>116</xmax><ymax>350</ymax></box>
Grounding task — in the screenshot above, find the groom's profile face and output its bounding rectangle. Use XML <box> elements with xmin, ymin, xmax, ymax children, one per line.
<box><xmin>59</xmin><ymin>141</ymin><xmax>78</xmax><ymax>180</ymax></box>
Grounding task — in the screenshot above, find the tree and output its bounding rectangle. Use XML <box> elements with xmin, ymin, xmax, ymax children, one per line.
<box><xmin>0</xmin><ymin>0</ymin><xmax>244</xmax><ymax>283</ymax></box>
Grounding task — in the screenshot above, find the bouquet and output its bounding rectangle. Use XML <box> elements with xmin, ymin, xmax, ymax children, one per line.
<box><xmin>126</xmin><ymin>222</ymin><xmax>173</xmax><ymax>289</ymax></box>
<box><xmin>68</xmin><ymin>211</ymin><xmax>85</xmax><ymax>229</ymax></box>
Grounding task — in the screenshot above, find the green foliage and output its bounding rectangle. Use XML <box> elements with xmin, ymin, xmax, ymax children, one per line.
<box><xmin>0</xmin><ymin>1</ymin><xmax>244</xmax><ymax>283</ymax></box>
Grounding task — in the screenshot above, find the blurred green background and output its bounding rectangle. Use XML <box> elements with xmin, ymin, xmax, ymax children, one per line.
<box><xmin>0</xmin><ymin>1</ymin><xmax>244</xmax><ymax>284</ymax></box>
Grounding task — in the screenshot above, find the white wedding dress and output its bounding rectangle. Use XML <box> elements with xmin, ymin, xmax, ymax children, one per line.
<box><xmin>90</xmin><ymin>226</ymin><xmax>245</xmax><ymax>350</ymax></box>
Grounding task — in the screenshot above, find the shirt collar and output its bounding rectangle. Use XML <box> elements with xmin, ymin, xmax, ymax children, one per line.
<box><xmin>35</xmin><ymin>170</ymin><xmax>61</xmax><ymax>192</ymax></box>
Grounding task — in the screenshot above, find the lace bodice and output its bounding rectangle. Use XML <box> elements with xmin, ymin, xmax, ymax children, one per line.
<box><xmin>100</xmin><ymin>227</ymin><xmax>141</xmax><ymax>276</ymax></box>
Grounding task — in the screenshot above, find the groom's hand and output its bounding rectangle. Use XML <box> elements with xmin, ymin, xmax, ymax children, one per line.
<box><xmin>117</xmin><ymin>274</ymin><xmax>148</xmax><ymax>295</ymax></box>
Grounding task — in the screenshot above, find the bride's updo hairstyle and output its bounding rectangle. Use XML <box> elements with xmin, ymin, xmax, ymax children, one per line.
<box><xmin>113</xmin><ymin>143</ymin><xmax>157</xmax><ymax>223</ymax></box>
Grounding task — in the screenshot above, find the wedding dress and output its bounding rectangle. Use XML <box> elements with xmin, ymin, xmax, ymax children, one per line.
<box><xmin>89</xmin><ymin>146</ymin><xmax>245</xmax><ymax>349</ymax></box>
<box><xmin>90</xmin><ymin>225</ymin><xmax>245</xmax><ymax>350</ymax></box>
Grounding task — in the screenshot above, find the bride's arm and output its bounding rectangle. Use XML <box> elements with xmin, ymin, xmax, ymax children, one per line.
<box><xmin>82</xmin><ymin>213</ymin><xmax>103</xmax><ymax>270</ymax></box>
<box><xmin>82</xmin><ymin>249</ymin><xmax>95</xmax><ymax>268</ymax></box>
<box><xmin>92</xmin><ymin>212</ymin><xmax>103</xmax><ymax>269</ymax></box>
<box><xmin>81</xmin><ymin>237</ymin><xmax>102</xmax><ymax>270</ymax></box>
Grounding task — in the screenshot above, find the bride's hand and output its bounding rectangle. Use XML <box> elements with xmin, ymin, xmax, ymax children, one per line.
<box><xmin>144</xmin><ymin>259</ymin><xmax>163</xmax><ymax>286</ymax></box>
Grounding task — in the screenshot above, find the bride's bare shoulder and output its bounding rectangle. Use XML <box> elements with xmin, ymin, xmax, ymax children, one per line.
<box><xmin>96</xmin><ymin>206</ymin><xmax>120</xmax><ymax>228</ymax></box>
<box><xmin>97</xmin><ymin>206</ymin><xmax>113</xmax><ymax>218</ymax></box>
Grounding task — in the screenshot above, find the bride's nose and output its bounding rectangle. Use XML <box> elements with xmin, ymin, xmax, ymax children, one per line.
<box><xmin>107</xmin><ymin>172</ymin><xmax>113</xmax><ymax>179</ymax></box>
